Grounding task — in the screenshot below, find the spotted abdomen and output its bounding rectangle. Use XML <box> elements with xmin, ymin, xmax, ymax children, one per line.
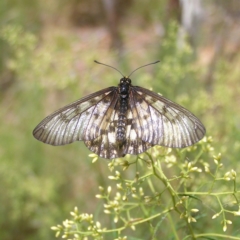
<box><xmin>116</xmin><ymin>99</ymin><xmax>128</xmax><ymax>144</ymax></box>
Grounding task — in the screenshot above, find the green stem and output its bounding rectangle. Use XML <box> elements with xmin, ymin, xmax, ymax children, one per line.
<box><xmin>178</xmin><ymin>191</ymin><xmax>240</xmax><ymax>196</ymax></box>
<box><xmin>146</xmin><ymin>152</ymin><xmax>180</xmax><ymax>214</ymax></box>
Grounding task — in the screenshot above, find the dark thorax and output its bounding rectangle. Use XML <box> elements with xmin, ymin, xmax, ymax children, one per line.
<box><xmin>116</xmin><ymin>77</ymin><xmax>131</xmax><ymax>145</ymax></box>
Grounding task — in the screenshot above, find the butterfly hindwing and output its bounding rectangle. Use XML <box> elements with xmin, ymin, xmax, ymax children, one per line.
<box><xmin>122</xmin><ymin>90</ymin><xmax>154</xmax><ymax>156</ymax></box>
<box><xmin>83</xmin><ymin>90</ymin><xmax>122</xmax><ymax>159</ymax></box>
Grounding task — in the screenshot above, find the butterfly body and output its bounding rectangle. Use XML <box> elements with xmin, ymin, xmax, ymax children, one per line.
<box><xmin>33</xmin><ymin>65</ymin><xmax>206</xmax><ymax>159</ymax></box>
<box><xmin>116</xmin><ymin>77</ymin><xmax>131</xmax><ymax>147</ymax></box>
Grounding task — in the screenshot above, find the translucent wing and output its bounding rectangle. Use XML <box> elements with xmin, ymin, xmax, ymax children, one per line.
<box><xmin>33</xmin><ymin>87</ymin><xmax>118</xmax><ymax>147</ymax></box>
<box><xmin>33</xmin><ymin>84</ymin><xmax>206</xmax><ymax>159</ymax></box>
<box><xmin>122</xmin><ymin>86</ymin><xmax>206</xmax><ymax>156</ymax></box>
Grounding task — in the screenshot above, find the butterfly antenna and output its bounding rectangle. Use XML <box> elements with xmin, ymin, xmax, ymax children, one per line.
<box><xmin>94</xmin><ymin>60</ymin><xmax>124</xmax><ymax>77</ymax></box>
<box><xmin>128</xmin><ymin>60</ymin><xmax>160</xmax><ymax>78</ymax></box>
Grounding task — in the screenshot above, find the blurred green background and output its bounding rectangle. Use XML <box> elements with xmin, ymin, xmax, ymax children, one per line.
<box><xmin>1</xmin><ymin>0</ymin><xmax>240</xmax><ymax>239</ymax></box>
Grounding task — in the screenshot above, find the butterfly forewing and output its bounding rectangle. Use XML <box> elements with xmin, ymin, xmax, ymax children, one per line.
<box><xmin>131</xmin><ymin>86</ymin><xmax>206</xmax><ymax>149</ymax></box>
<box><xmin>33</xmin><ymin>87</ymin><xmax>116</xmax><ymax>146</ymax></box>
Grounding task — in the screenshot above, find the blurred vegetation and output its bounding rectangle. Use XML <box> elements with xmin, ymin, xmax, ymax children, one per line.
<box><xmin>0</xmin><ymin>0</ymin><xmax>240</xmax><ymax>239</ymax></box>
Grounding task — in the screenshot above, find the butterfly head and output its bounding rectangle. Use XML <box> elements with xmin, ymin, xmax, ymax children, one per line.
<box><xmin>120</xmin><ymin>77</ymin><xmax>131</xmax><ymax>85</ymax></box>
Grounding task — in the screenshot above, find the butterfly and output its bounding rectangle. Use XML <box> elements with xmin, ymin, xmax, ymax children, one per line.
<box><xmin>33</xmin><ymin>60</ymin><xmax>206</xmax><ymax>159</ymax></box>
